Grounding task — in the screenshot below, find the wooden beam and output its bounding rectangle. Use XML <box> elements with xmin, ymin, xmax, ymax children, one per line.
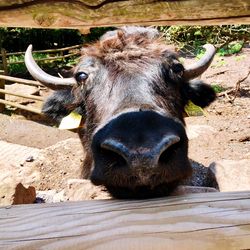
<box><xmin>8</xmin><ymin>52</ymin><xmax>80</xmax><ymax>65</ymax></box>
<box><xmin>0</xmin><ymin>81</ymin><xmax>5</xmax><ymax>111</ymax></box>
<box><xmin>0</xmin><ymin>48</ymin><xmax>8</xmax><ymax>111</ymax></box>
<box><xmin>1</xmin><ymin>48</ymin><xmax>8</xmax><ymax>75</ymax></box>
<box><xmin>0</xmin><ymin>75</ymin><xmax>43</xmax><ymax>87</ymax></box>
<box><xmin>1</xmin><ymin>191</ymin><xmax>250</xmax><ymax>249</ymax></box>
<box><xmin>3</xmin><ymin>44</ymin><xmax>82</xmax><ymax>56</ymax></box>
<box><xmin>0</xmin><ymin>89</ymin><xmax>44</xmax><ymax>101</ymax></box>
<box><xmin>0</xmin><ymin>1</ymin><xmax>249</xmax><ymax>29</ymax></box>
<box><xmin>0</xmin><ymin>99</ymin><xmax>42</xmax><ymax>114</ymax></box>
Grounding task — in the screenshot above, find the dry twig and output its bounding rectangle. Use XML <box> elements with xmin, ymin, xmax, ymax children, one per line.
<box><xmin>218</xmin><ymin>67</ymin><xmax>250</xmax><ymax>103</ymax></box>
<box><xmin>230</xmin><ymin>68</ymin><xmax>250</xmax><ymax>102</ymax></box>
<box><xmin>206</xmin><ymin>70</ymin><xmax>229</xmax><ymax>78</ymax></box>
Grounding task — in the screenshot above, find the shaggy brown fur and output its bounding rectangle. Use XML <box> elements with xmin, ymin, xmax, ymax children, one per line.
<box><xmin>81</xmin><ymin>29</ymin><xmax>169</xmax><ymax>73</ymax></box>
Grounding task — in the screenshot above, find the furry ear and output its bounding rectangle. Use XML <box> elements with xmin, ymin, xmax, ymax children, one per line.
<box><xmin>42</xmin><ymin>89</ymin><xmax>85</xmax><ymax>123</ymax></box>
<box><xmin>185</xmin><ymin>80</ymin><xmax>216</xmax><ymax>108</ymax></box>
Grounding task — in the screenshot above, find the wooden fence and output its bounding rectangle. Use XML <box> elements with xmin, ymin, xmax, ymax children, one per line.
<box><xmin>0</xmin><ymin>75</ymin><xmax>44</xmax><ymax>114</ymax></box>
<box><xmin>0</xmin><ymin>44</ymin><xmax>81</xmax><ymax>113</ymax></box>
<box><xmin>1</xmin><ymin>191</ymin><xmax>250</xmax><ymax>249</ymax></box>
<box><xmin>0</xmin><ymin>0</ymin><xmax>249</xmax><ymax>28</ymax></box>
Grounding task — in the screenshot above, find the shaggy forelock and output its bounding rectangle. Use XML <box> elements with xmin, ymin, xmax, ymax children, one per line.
<box><xmin>81</xmin><ymin>27</ymin><xmax>170</xmax><ymax>72</ymax></box>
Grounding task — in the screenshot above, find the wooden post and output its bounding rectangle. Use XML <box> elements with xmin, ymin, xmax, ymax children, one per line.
<box><xmin>1</xmin><ymin>48</ymin><xmax>8</xmax><ymax>76</ymax></box>
<box><xmin>1</xmin><ymin>191</ymin><xmax>250</xmax><ymax>249</ymax></box>
<box><xmin>0</xmin><ymin>78</ymin><xmax>4</xmax><ymax>112</ymax></box>
<box><xmin>0</xmin><ymin>1</ymin><xmax>248</xmax><ymax>28</ymax></box>
<box><xmin>0</xmin><ymin>48</ymin><xmax>7</xmax><ymax>112</ymax></box>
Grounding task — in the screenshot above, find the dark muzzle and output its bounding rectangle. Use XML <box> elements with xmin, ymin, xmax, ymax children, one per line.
<box><xmin>91</xmin><ymin>111</ymin><xmax>192</xmax><ymax>198</ymax></box>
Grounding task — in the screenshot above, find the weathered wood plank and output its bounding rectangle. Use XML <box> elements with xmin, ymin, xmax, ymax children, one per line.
<box><xmin>1</xmin><ymin>191</ymin><xmax>250</xmax><ymax>250</ymax></box>
<box><xmin>0</xmin><ymin>0</ymin><xmax>249</xmax><ymax>29</ymax></box>
<box><xmin>0</xmin><ymin>48</ymin><xmax>8</xmax><ymax>111</ymax></box>
<box><xmin>0</xmin><ymin>75</ymin><xmax>43</xmax><ymax>87</ymax></box>
<box><xmin>0</xmin><ymin>99</ymin><xmax>42</xmax><ymax>114</ymax></box>
<box><xmin>0</xmin><ymin>89</ymin><xmax>44</xmax><ymax>101</ymax></box>
<box><xmin>0</xmin><ymin>80</ymin><xmax>4</xmax><ymax>111</ymax></box>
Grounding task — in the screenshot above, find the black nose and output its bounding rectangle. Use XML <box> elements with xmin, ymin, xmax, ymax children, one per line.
<box><xmin>100</xmin><ymin>135</ymin><xmax>180</xmax><ymax>168</ymax></box>
<box><xmin>91</xmin><ymin>111</ymin><xmax>189</xmax><ymax>187</ymax></box>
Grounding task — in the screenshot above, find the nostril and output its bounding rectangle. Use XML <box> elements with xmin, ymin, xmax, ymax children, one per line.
<box><xmin>158</xmin><ymin>142</ymin><xmax>179</xmax><ymax>164</ymax></box>
<box><xmin>157</xmin><ymin>135</ymin><xmax>181</xmax><ymax>165</ymax></box>
<box><xmin>100</xmin><ymin>139</ymin><xmax>129</xmax><ymax>168</ymax></box>
<box><xmin>156</xmin><ymin>135</ymin><xmax>180</xmax><ymax>155</ymax></box>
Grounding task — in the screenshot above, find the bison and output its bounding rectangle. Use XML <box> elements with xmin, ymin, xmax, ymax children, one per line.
<box><xmin>25</xmin><ymin>26</ymin><xmax>216</xmax><ymax>199</ymax></box>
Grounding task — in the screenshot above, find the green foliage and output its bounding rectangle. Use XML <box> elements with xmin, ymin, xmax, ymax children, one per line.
<box><xmin>0</xmin><ymin>28</ymin><xmax>83</xmax><ymax>52</ymax></box>
<box><xmin>8</xmin><ymin>54</ymin><xmax>26</xmax><ymax>76</ymax></box>
<box><xmin>7</xmin><ymin>52</ymin><xmax>79</xmax><ymax>77</ymax></box>
<box><xmin>65</xmin><ymin>57</ymin><xmax>80</xmax><ymax>67</ymax></box>
<box><xmin>195</xmin><ymin>49</ymin><xmax>205</xmax><ymax>59</ymax></box>
<box><xmin>217</xmin><ymin>41</ymin><xmax>243</xmax><ymax>56</ymax></box>
<box><xmin>159</xmin><ymin>25</ymin><xmax>250</xmax><ymax>56</ymax></box>
<box><xmin>8</xmin><ymin>53</ymin><xmax>46</xmax><ymax>76</ymax></box>
<box><xmin>211</xmin><ymin>84</ymin><xmax>225</xmax><ymax>93</ymax></box>
<box><xmin>1</xmin><ymin>25</ymin><xmax>249</xmax><ymax>77</ymax></box>
<box><xmin>0</xmin><ymin>27</ymin><xmax>113</xmax><ymax>76</ymax></box>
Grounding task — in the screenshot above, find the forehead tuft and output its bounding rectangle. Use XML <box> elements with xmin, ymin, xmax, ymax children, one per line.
<box><xmin>81</xmin><ymin>26</ymin><xmax>170</xmax><ymax>68</ymax></box>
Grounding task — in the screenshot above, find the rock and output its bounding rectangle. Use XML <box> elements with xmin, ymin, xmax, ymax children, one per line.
<box><xmin>22</xmin><ymin>138</ymin><xmax>85</xmax><ymax>191</ymax></box>
<box><xmin>0</xmin><ymin>161</ymin><xmax>39</xmax><ymax>206</ymax></box>
<box><xmin>0</xmin><ymin>182</ymin><xmax>36</xmax><ymax>206</ymax></box>
<box><xmin>186</xmin><ymin>124</ymin><xmax>217</xmax><ymax>140</ymax></box>
<box><xmin>0</xmin><ymin>151</ymin><xmax>40</xmax><ymax>187</ymax></box>
<box><xmin>208</xmin><ymin>159</ymin><xmax>250</xmax><ymax>192</ymax></box>
<box><xmin>66</xmin><ymin>179</ymin><xmax>111</xmax><ymax>201</ymax></box>
<box><xmin>12</xmin><ymin>183</ymin><xmax>36</xmax><ymax>205</ymax></box>
<box><xmin>36</xmin><ymin>190</ymin><xmax>67</xmax><ymax>203</ymax></box>
<box><xmin>170</xmin><ymin>185</ymin><xmax>218</xmax><ymax>196</ymax></box>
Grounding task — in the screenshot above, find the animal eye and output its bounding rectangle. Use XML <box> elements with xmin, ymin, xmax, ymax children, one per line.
<box><xmin>172</xmin><ymin>63</ymin><xmax>184</xmax><ymax>74</ymax></box>
<box><xmin>75</xmin><ymin>72</ymin><xmax>88</xmax><ymax>84</ymax></box>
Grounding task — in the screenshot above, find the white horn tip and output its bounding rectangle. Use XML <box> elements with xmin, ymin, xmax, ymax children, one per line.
<box><xmin>203</xmin><ymin>44</ymin><xmax>216</xmax><ymax>53</ymax></box>
<box><xmin>27</xmin><ymin>44</ymin><xmax>33</xmax><ymax>51</ymax></box>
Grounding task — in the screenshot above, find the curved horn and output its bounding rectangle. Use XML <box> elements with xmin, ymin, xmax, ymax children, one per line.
<box><xmin>183</xmin><ymin>44</ymin><xmax>216</xmax><ymax>80</ymax></box>
<box><xmin>25</xmin><ymin>45</ymin><xmax>77</xmax><ymax>90</ymax></box>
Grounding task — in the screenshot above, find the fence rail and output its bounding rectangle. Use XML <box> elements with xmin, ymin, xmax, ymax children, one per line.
<box><xmin>0</xmin><ymin>44</ymin><xmax>81</xmax><ymax>75</ymax></box>
<box><xmin>8</xmin><ymin>51</ymin><xmax>80</xmax><ymax>65</ymax></box>
<box><xmin>0</xmin><ymin>74</ymin><xmax>44</xmax><ymax>114</ymax></box>
<box><xmin>1</xmin><ymin>44</ymin><xmax>82</xmax><ymax>57</ymax></box>
<box><xmin>0</xmin><ymin>89</ymin><xmax>44</xmax><ymax>101</ymax></box>
<box><xmin>0</xmin><ymin>44</ymin><xmax>81</xmax><ymax>113</ymax></box>
<box><xmin>0</xmin><ymin>99</ymin><xmax>42</xmax><ymax>114</ymax></box>
<box><xmin>0</xmin><ymin>75</ymin><xmax>43</xmax><ymax>87</ymax></box>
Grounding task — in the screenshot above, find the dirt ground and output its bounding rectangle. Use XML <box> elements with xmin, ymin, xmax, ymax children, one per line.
<box><xmin>187</xmin><ymin>47</ymin><xmax>250</xmax><ymax>167</ymax></box>
<box><xmin>0</xmin><ymin>47</ymin><xmax>249</xmax><ymax>193</ymax></box>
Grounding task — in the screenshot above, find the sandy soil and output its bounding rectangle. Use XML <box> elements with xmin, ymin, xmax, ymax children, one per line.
<box><xmin>187</xmin><ymin>48</ymin><xmax>250</xmax><ymax>167</ymax></box>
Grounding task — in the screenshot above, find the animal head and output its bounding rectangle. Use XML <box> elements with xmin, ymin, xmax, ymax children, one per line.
<box><xmin>25</xmin><ymin>26</ymin><xmax>216</xmax><ymax>198</ymax></box>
